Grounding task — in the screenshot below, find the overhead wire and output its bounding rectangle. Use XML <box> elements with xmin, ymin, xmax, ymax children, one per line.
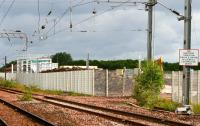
<box><xmin>96</xmin><ymin>0</ymin><xmax>146</xmax><ymax>4</ymax></box>
<box><xmin>46</xmin><ymin>0</ymin><xmax>138</xmax><ymax>38</ymax></box>
<box><xmin>0</xmin><ymin>0</ymin><xmax>15</xmax><ymax>27</ymax></box>
<box><xmin>50</xmin><ymin>28</ymin><xmax>144</xmax><ymax>33</ymax></box>
<box><xmin>44</xmin><ymin>0</ymin><xmax>95</xmax><ymax>35</ymax></box>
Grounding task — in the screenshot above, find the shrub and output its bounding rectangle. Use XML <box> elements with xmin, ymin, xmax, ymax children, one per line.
<box><xmin>133</xmin><ymin>61</ymin><xmax>164</xmax><ymax>109</ymax></box>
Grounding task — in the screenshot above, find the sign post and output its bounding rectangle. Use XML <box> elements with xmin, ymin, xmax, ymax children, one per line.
<box><xmin>179</xmin><ymin>49</ymin><xmax>199</xmax><ymax>105</ymax></box>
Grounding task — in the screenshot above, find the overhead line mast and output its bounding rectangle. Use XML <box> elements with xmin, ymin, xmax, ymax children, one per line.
<box><xmin>146</xmin><ymin>0</ymin><xmax>157</xmax><ymax>61</ymax></box>
<box><xmin>183</xmin><ymin>0</ymin><xmax>192</xmax><ymax>105</ymax></box>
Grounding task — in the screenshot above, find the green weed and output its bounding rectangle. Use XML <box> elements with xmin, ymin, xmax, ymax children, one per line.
<box><xmin>192</xmin><ymin>104</ymin><xmax>200</xmax><ymax>114</ymax></box>
<box><xmin>20</xmin><ymin>87</ymin><xmax>32</xmax><ymax>101</ymax></box>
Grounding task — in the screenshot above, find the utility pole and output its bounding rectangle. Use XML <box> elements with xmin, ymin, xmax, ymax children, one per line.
<box><xmin>183</xmin><ymin>0</ymin><xmax>192</xmax><ymax>105</ymax></box>
<box><xmin>4</xmin><ymin>56</ymin><xmax>7</xmax><ymax>80</ymax></box>
<box><xmin>146</xmin><ymin>0</ymin><xmax>156</xmax><ymax>61</ymax></box>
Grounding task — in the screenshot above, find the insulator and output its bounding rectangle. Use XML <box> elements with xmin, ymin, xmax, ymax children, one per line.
<box><xmin>41</xmin><ymin>25</ymin><xmax>46</xmax><ymax>29</ymax></box>
<box><xmin>70</xmin><ymin>23</ymin><xmax>72</xmax><ymax>28</ymax></box>
<box><xmin>92</xmin><ymin>10</ymin><xmax>96</xmax><ymax>14</ymax></box>
<box><xmin>172</xmin><ymin>10</ymin><xmax>180</xmax><ymax>16</ymax></box>
<box><xmin>15</xmin><ymin>30</ymin><xmax>21</xmax><ymax>32</ymax></box>
<box><xmin>47</xmin><ymin>11</ymin><xmax>52</xmax><ymax>16</ymax></box>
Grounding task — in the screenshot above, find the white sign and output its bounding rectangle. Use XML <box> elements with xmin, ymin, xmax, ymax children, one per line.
<box><xmin>179</xmin><ymin>49</ymin><xmax>199</xmax><ymax>66</ymax></box>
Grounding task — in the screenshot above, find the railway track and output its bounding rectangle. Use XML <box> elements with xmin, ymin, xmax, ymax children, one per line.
<box><xmin>0</xmin><ymin>117</ymin><xmax>8</xmax><ymax>126</ymax></box>
<box><xmin>0</xmin><ymin>87</ymin><xmax>194</xmax><ymax>126</ymax></box>
<box><xmin>0</xmin><ymin>97</ymin><xmax>55</xmax><ymax>126</ymax></box>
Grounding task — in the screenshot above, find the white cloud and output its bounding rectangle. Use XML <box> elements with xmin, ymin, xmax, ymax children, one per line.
<box><xmin>0</xmin><ymin>0</ymin><xmax>199</xmax><ymax>65</ymax></box>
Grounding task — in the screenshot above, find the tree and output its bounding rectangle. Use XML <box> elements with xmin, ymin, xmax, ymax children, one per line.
<box><xmin>51</xmin><ymin>52</ymin><xmax>73</xmax><ymax>66</ymax></box>
<box><xmin>0</xmin><ymin>60</ymin><xmax>17</xmax><ymax>72</ymax></box>
<box><xmin>134</xmin><ymin>61</ymin><xmax>164</xmax><ymax>109</ymax></box>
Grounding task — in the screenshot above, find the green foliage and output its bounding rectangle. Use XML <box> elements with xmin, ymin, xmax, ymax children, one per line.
<box><xmin>156</xmin><ymin>99</ymin><xmax>181</xmax><ymax>111</ymax></box>
<box><xmin>134</xmin><ymin>61</ymin><xmax>164</xmax><ymax>109</ymax></box>
<box><xmin>27</xmin><ymin>85</ymin><xmax>64</xmax><ymax>95</ymax></box>
<box><xmin>191</xmin><ymin>63</ymin><xmax>200</xmax><ymax>70</ymax></box>
<box><xmin>0</xmin><ymin>78</ymin><xmax>64</xmax><ymax>95</ymax></box>
<box><xmin>163</xmin><ymin>62</ymin><xmax>182</xmax><ymax>71</ymax></box>
<box><xmin>0</xmin><ymin>53</ymin><xmax>191</xmax><ymax>71</ymax></box>
<box><xmin>51</xmin><ymin>52</ymin><xmax>73</xmax><ymax>66</ymax></box>
<box><xmin>43</xmin><ymin>90</ymin><xmax>64</xmax><ymax>95</ymax></box>
<box><xmin>69</xmin><ymin>59</ymin><xmax>138</xmax><ymax>70</ymax></box>
<box><xmin>0</xmin><ymin>78</ymin><xmax>15</xmax><ymax>88</ymax></box>
<box><xmin>20</xmin><ymin>87</ymin><xmax>32</xmax><ymax>101</ymax></box>
<box><xmin>192</xmin><ymin>104</ymin><xmax>200</xmax><ymax>114</ymax></box>
<box><xmin>0</xmin><ymin>60</ymin><xmax>17</xmax><ymax>72</ymax></box>
<box><xmin>29</xmin><ymin>85</ymin><xmax>41</xmax><ymax>92</ymax></box>
<box><xmin>67</xmin><ymin>91</ymin><xmax>90</xmax><ymax>96</ymax></box>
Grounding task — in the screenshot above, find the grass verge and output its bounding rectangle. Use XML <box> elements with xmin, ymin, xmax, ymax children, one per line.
<box><xmin>155</xmin><ymin>98</ymin><xmax>181</xmax><ymax>112</ymax></box>
<box><xmin>0</xmin><ymin>78</ymin><xmax>89</xmax><ymax>96</ymax></box>
<box><xmin>192</xmin><ymin>104</ymin><xmax>200</xmax><ymax>114</ymax></box>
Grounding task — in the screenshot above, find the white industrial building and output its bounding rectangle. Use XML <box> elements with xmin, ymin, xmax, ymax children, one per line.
<box><xmin>17</xmin><ymin>55</ymin><xmax>58</xmax><ymax>73</ymax></box>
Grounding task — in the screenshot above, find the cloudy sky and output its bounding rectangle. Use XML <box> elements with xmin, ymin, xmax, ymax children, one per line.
<box><xmin>0</xmin><ymin>0</ymin><xmax>199</xmax><ymax>65</ymax></box>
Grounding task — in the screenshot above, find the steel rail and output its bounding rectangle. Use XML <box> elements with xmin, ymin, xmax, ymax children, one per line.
<box><xmin>0</xmin><ymin>88</ymin><xmax>149</xmax><ymax>125</ymax></box>
<box><xmin>0</xmin><ymin>117</ymin><xmax>8</xmax><ymax>126</ymax></box>
<box><xmin>0</xmin><ymin>97</ymin><xmax>55</xmax><ymax>126</ymax></box>
<box><xmin>34</xmin><ymin>97</ymin><xmax>147</xmax><ymax>126</ymax></box>
<box><xmin>0</xmin><ymin>87</ymin><xmax>193</xmax><ymax>126</ymax></box>
<box><xmin>44</xmin><ymin>96</ymin><xmax>193</xmax><ymax>126</ymax></box>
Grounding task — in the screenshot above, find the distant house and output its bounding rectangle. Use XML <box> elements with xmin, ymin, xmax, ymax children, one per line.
<box><xmin>6</xmin><ymin>64</ymin><xmax>17</xmax><ymax>73</ymax></box>
<box><xmin>17</xmin><ymin>55</ymin><xmax>58</xmax><ymax>73</ymax></box>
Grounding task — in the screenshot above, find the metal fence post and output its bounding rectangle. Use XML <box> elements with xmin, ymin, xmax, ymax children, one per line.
<box><xmin>45</xmin><ymin>73</ymin><xmax>47</xmax><ymax>90</ymax></box>
<box><xmin>178</xmin><ymin>71</ymin><xmax>181</xmax><ymax>103</ymax></box>
<box><xmin>56</xmin><ymin>72</ymin><xmax>60</xmax><ymax>90</ymax></box>
<box><xmin>92</xmin><ymin>69</ymin><xmax>95</xmax><ymax>96</ymax></box>
<box><xmin>70</xmin><ymin>71</ymin><xmax>72</xmax><ymax>91</ymax></box>
<box><xmin>122</xmin><ymin>68</ymin><xmax>126</xmax><ymax>96</ymax></box>
<box><xmin>76</xmin><ymin>71</ymin><xmax>78</xmax><ymax>93</ymax></box>
<box><xmin>80</xmin><ymin>71</ymin><xmax>83</xmax><ymax>93</ymax></box>
<box><xmin>87</xmin><ymin>70</ymin><xmax>90</xmax><ymax>94</ymax></box>
<box><xmin>84</xmin><ymin>70</ymin><xmax>86</xmax><ymax>93</ymax></box>
<box><xmin>197</xmin><ymin>70</ymin><xmax>200</xmax><ymax>104</ymax></box>
<box><xmin>190</xmin><ymin>70</ymin><xmax>193</xmax><ymax>103</ymax></box>
<box><xmin>64</xmin><ymin>72</ymin><xmax>67</xmax><ymax>91</ymax></box>
<box><xmin>106</xmin><ymin>69</ymin><xmax>109</xmax><ymax>97</ymax></box>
